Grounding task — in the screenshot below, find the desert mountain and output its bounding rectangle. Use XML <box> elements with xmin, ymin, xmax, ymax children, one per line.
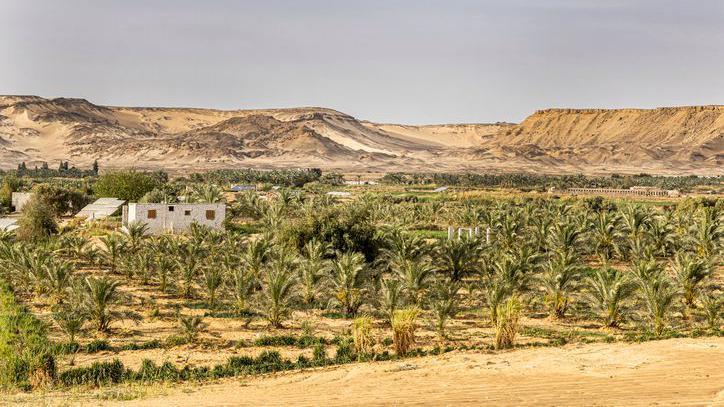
<box><xmin>0</xmin><ymin>96</ymin><xmax>721</xmax><ymax>175</ymax></box>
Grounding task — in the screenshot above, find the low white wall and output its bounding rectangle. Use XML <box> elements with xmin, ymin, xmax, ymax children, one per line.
<box><xmin>126</xmin><ymin>203</ymin><xmax>226</xmax><ymax>234</ymax></box>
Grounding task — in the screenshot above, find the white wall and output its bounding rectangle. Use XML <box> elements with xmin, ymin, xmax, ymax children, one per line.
<box><xmin>125</xmin><ymin>203</ymin><xmax>225</xmax><ymax>234</ymax></box>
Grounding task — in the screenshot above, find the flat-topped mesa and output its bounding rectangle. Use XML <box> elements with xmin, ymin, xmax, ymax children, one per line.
<box><xmin>532</xmin><ymin>105</ymin><xmax>724</xmax><ymax>115</ymax></box>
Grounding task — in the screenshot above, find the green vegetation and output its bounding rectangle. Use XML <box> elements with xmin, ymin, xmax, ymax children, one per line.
<box><xmin>0</xmin><ymin>169</ymin><xmax>721</xmax><ymax>391</ymax></box>
<box><xmin>93</xmin><ymin>170</ymin><xmax>161</xmax><ymax>201</ymax></box>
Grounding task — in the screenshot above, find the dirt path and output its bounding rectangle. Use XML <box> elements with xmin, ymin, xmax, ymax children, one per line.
<box><xmin>10</xmin><ymin>337</ymin><xmax>723</xmax><ymax>406</ymax></box>
<box><xmin>113</xmin><ymin>337</ymin><xmax>723</xmax><ymax>406</ymax></box>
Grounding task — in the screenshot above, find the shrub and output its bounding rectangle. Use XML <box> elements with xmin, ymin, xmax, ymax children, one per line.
<box><xmin>333</xmin><ymin>337</ymin><xmax>355</xmax><ymax>363</ymax></box>
<box><xmin>15</xmin><ymin>197</ymin><xmax>58</xmax><ymax>241</ymax></box>
<box><xmin>391</xmin><ymin>308</ymin><xmax>420</xmax><ymax>356</ymax></box>
<box><xmin>58</xmin><ymin>359</ymin><xmax>125</xmax><ymax>387</ymax></box>
<box><xmin>352</xmin><ymin>316</ymin><xmax>374</xmax><ymax>357</ymax></box>
<box><xmin>494</xmin><ymin>296</ymin><xmax>522</xmax><ymax>349</ymax></box>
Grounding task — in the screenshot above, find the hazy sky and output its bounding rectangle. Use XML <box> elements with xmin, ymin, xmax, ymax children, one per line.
<box><xmin>1</xmin><ymin>0</ymin><xmax>722</xmax><ymax>123</ymax></box>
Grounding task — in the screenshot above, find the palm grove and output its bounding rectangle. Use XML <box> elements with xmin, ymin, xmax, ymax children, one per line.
<box><xmin>0</xmin><ymin>172</ymin><xmax>721</xmax><ymax>389</ymax></box>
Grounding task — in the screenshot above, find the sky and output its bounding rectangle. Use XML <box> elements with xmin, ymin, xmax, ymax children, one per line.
<box><xmin>1</xmin><ymin>0</ymin><xmax>722</xmax><ymax>124</ymax></box>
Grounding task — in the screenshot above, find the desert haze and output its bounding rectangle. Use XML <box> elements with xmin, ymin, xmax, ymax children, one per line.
<box><xmin>1</xmin><ymin>95</ymin><xmax>721</xmax><ymax>175</ymax></box>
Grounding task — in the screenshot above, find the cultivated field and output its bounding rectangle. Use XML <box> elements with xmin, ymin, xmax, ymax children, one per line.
<box><xmin>0</xmin><ymin>170</ymin><xmax>721</xmax><ymax>405</ymax></box>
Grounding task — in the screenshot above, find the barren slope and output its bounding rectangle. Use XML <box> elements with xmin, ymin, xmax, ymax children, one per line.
<box><xmin>1</xmin><ymin>96</ymin><xmax>722</xmax><ymax>174</ymax></box>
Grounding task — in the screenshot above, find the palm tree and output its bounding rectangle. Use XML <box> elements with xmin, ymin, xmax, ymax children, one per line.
<box><xmin>178</xmin><ymin>314</ymin><xmax>208</xmax><ymax>343</ymax></box>
<box><xmin>379</xmin><ymin>277</ymin><xmax>403</xmax><ymax>325</ymax></box>
<box><xmin>124</xmin><ymin>221</ymin><xmax>149</xmax><ymax>252</ymax></box>
<box><xmin>329</xmin><ymin>251</ymin><xmax>367</xmax><ymax>316</ymax></box>
<box><xmin>258</xmin><ymin>253</ymin><xmax>297</xmax><ymax>328</ymax></box>
<box><xmin>428</xmin><ymin>278</ymin><xmax>460</xmax><ymax>340</ymax></box>
<box><xmin>52</xmin><ymin>306</ymin><xmax>87</xmax><ymax>344</ymax></box>
<box><xmin>585</xmin><ymin>267</ymin><xmax>637</xmax><ymax>327</ymax></box>
<box><xmin>435</xmin><ymin>237</ymin><xmax>482</xmax><ymax>282</ymax></box>
<box><xmin>192</xmin><ymin>184</ymin><xmax>225</xmax><ymax>203</ymax></box>
<box><xmin>482</xmin><ymin>272</ymin><xmax>512</xmax><ymax>325</ymax></box>
<box><xmin>647</xmin><ymin>216</ymin><xmax>675</xmax><ymax>258</ymax></box>
<box><xmin>202</xmin><ymin>267</ymin><xmax>224</xmax><ymax>308</ymax></box>
<box><xmin>542</xmin><ymin>249</ymin><xmax>584</xmax><ymax>319</ymax></box>
<box><xmin>591</xmin><ymin>211</ymin><xmax>621</xmax><ymax>263</ymax></box>
<box><xmin>670</xmin><ymin>252</ymin><xmax>712</xmax><ymax>311</ymax></box>
<box><xmin>241</xmin><ymin>238</ymin><xmax>271</xmax><ymax>280</ymax></box>
<box><xmin>43</xmin><ymin>259</ymin><xmax>74</xmax><ymax>304</ymax></box>
<box><xmin>690</xmin><ymin>207</ymin><xmax>721</xmax><ymax>258</ymax></box>
<box><xmin>638</xmin><ymin>273</ymin><xmax>678</xmax><ymax>336</ymax></box>
<box><xmin>298</xmin><ymin>239</ymin><xmax>329</xmax><ymax>308</ymax></box>
<box><xmin>548</xmin><ymin>221</ymin><xmax>583</xmax><ymax>254</ymax></box>
<box><xmin>228</xmin><ymin>265</ymin><xmax>256</xmax><ymax>314</ymax></box>
<box><xmin>699</xmin><ymin>291</ymin><xmax>721</xmax><ymax>330</ymax></box>
<box><xmin>83</xmin><ymin>276</ymin><xmax>122</xmax><ymax>332</ymax></box>
<box><xmin>175</xmin><ymin>241</ymin><xmax>205</xmax><ymax>298</ymax></box>
<box><xmin>155</xmin><ymin>255</ymin><xmax>174</xmax><ymax>293</ymax></box>
<box><xmin>394</xmin><ymin>257</ymin><xmax>433</xmax><ymax>306</ymax></box>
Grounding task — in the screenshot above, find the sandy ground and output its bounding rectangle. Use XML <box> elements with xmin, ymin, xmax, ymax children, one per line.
<box><xmin>12</xmin><ymin>337</ymin><xmax>722</xmax><ymax>406</ymax></box>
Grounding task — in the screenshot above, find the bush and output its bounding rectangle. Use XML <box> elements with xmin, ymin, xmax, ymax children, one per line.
<box><xmin>58</xmin><ymin>359</ymin><xmax>125</xmax><ymax>387</ymax></box>
<box><xmin>93</xmin><ymin>171</ymin><xmax>160</xmax><ymax>201</ymax></box>
<box><xmin>85</xmin><ymin>339</ymin><xmax>111</xmax><ymax>353</ymax></box>
<box><xmin>15</xmin><ymin>197</ymin><xmax>58</xmax><ymax>241</ymax></box>
<box><xmin>494</xmin><ymin>296</ymin><xmax>522</xmax><ymax>349</ymax></box>
<box><xmin>391</xmin><ymin>308</ymin><xmax>420</xmax><ymax>356</ymax></box>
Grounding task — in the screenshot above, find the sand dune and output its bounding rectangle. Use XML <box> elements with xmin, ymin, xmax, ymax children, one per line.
<box><xmin>107</xmin><ymin>337</ymin><xmax>723</xmax><ymax>406</ymax></box>
<box><xmin>1</xmin><ymin>96</ymin><xmax>722</xmax><ymax>174</ymax></box>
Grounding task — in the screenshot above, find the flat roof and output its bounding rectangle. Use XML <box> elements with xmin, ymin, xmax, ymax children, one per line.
<box><xmin>75</xmin><ymin>198</ymin><xmax>126</xmax><ymax>219</ymax></box>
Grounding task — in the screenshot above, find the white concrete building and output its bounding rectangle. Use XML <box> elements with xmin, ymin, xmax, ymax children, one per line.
<box><xmin>122</xmin><ymin>203</ymin><xmax>225</xmax><ymax>235</ymax></box>
<box><xmin>11</xmin><ymin>192</ymin><xmax>33</xmax><ymax>212</ymax></box>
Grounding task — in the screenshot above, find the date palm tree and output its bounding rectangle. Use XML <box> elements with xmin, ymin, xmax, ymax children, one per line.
<box><xmin>43</xmin><ymin>259</ymin><xmax>74</xmax><ymax>304</ymax></box>
<box><xmin>394</xmin><ymin>257</ymin><xmax>434</xmax><ymax>306</ymax></box>
<box><xmin>329</xmin><ymin>251</ymin><xmax>367</xmax><ymax>316</ymax></box>
<box><xmin>428</xmin><ymin>278</ymin><xmax>460</xmax><ymax>340</ymax></box>
<box><xmin>258</xmin><ymin>250</ymin><xmax>297</xmax><ymax>328</ymax></box>
<box><xmin>690</xmin><ymin>207</ymin><xmax>721</xmax><ymax>258</ymax></box>
<box><xmin>83</xmin><ymin>276</ymin><xmax>122</xmax><ymax>332</ymax></box>
<box><xmin>585</xmin><ymin>267</ymin><xmax>637</xmax><ymax>328</ymax></box>
<box><xmin>542</xmin><ymin>249</ymin><xmax>584</xmax><ymax>319</ymax></box>
<box><xmin>435</xmin><ymin>237</ymin><xmax>482</xmax><ymax>282</ymax></box>
<box><xmin>296</xmin><ymin>239</ymin><xmax>329</xmax><ymax>308</ymax></box>
<box><xmin>379</xmin><ymin>277</ymin><xmax>403</xmax><ymax>325</ymax></box>
<box><xmin>638</xmin><ymin>272</ymin><xmax>678</xmax><ymax>336</ymax></box>
<box><xmin>670</xmin><ymin>251</ymin><xmax>712</xmax><ymax>311</ymax></box>
<box><xmin>591</xmin><ymin>211</ymin><xmax>621</xmax><ymax>264</ymax></box>
<box><xmin>202</xmin><ymin>267</ymin><xmax>224</xmax><ymax>308</ymax></box>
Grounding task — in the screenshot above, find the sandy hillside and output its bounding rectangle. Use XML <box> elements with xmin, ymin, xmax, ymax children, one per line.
<box><xmin>11</xmin><ymin>337</ymin><xmax>723</xmax><ymax>406</ymax></box>
<box><xmin>1</xmin><ymin>96</ymin><xmax>722</xmax><ymax>175</ymax></box>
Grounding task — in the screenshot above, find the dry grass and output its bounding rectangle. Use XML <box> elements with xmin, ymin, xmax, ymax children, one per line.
<box><xmin>391</xmin><ymin>308</ymin><xmax>420</xmax><ymax>356</ymax></box>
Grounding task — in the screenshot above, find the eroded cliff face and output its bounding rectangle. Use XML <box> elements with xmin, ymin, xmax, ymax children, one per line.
<box><xmin>0</xmin><ymin>95</ymin><xmax>721</xmax><ymax>175</ymax></box>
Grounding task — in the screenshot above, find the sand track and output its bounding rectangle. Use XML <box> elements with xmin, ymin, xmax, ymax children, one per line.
<box><xmin>100</xmin><ymin>337</ymin><xmax>723</xmax><ymax>406</ymax></box>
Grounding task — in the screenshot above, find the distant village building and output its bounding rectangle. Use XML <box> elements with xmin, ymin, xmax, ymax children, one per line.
<box><xmin>344</xmin><ymin>180</ymin><xmax>378</xmax><ymax>186</ymax></box>
<box><xmin>230</xmin><ymin>184</ymin><xmax>256</xmax><ymax>192</ymax></box>
<box><xmin>75</xmin><ymin>198</ymin><xmax>125</xmax><ymax>221</ymax></box>
<box><xmin>122</xmin><ymin>203</ymin><xmax>225</xmax><ymax>235</ymax></box>
<box><xmin>11</xmin><ymin>192</ymin><xmax>33</xmax><ymax>212</ymax></box>
<box><xmin>567</xmin><ymin>187</ymin><xmax>680</xmax><ymax>198</ymax></box>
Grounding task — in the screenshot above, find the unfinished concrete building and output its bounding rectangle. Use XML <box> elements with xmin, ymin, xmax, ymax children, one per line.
<box><xmin>122</xmin><ymin>203</ymin><xmax>225</xmax><ymax>235</ymax></box>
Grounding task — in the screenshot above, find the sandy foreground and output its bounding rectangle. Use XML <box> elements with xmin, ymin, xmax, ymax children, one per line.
<box><xmin>11</xmin><ymin>337</ymin><xmax>723</xmax><ymax>406</ymax></box>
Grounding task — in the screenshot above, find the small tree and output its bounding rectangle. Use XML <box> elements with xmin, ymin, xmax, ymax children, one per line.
<box><xmin>585</xmin><ymin>267</ymin><xmax>637</xmax><ymax>328</ymax></box>
<box><xmin>94</xmin><ymin>170</ymin><xmax>159</xmax><ymax>201</ymax></box>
